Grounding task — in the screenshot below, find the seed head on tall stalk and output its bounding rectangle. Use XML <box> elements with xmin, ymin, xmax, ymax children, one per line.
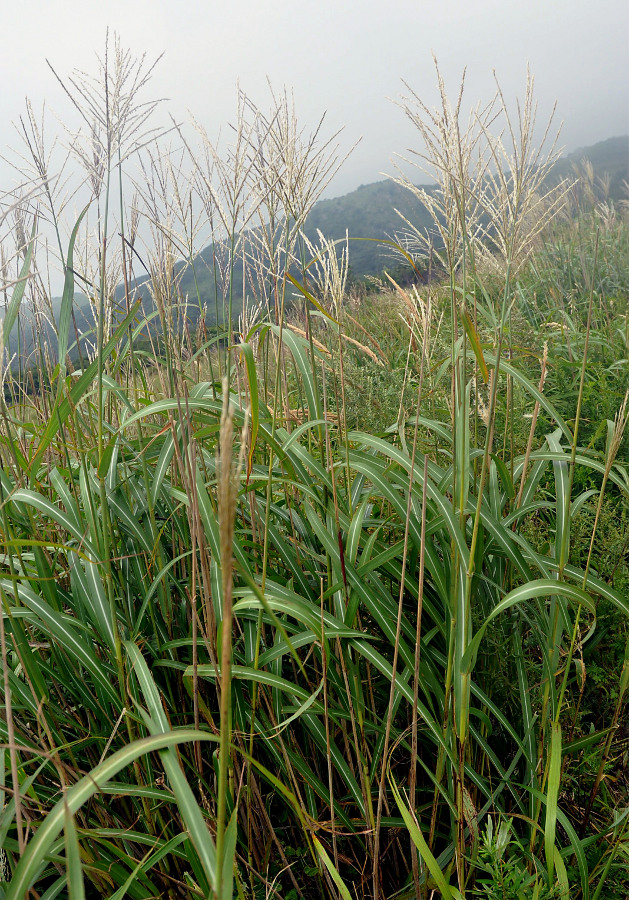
<box><xmin>188</xmin><ymin>89</ymin><xmax>268</xmax><ymax>378</ymax></box>
<box><xmin>475</xmin><ymin>68</ymin><xmax>571</xmax><ymax>299</ymax></box>
<box><xmin>391</xmin><ymin>63</ymin><xmax>497</xmax><ymax>892</ymax></box>
<box><xmin>224</xmin><ymin>92</ymin><xmax>356</xmax><ymax>892</ymax></box>
<box><xmin>9</xmin><ymin>99</ymin><xmax>75</xmax><ymax>250</ymax></box>
<box><xmin>48</xmin><ymin>30</ymin><xmax>166</xmax><ymax>452</ymax></box>
<box><xmin>45</xmin><ymin>33</ymin><xmax>168</xmax><ymax>753</ymax></box>
<box><xmin>5</xmin><ymin>105</ymin><xmax>82</xmax><ymax>384</ymax></box>
<box><xmin>391</xmin><ymin>59</ymin><xmax>497</xmax><ymax>532</ymax></box>
<box><xmin>392</xmin><ymin>60</ymin><xmax>570</xmax><ymax>895</ymax></box>
<box><xmin>133</xmin><ymin>144</ymin><xmax>200</xmax><ymax>395</ymax></box>
<box><xmin>138</xmin><ymin>143</ymin><xmax>215</xmax><ymax>384</ymax></box>
<box><xmin>244</xmin><ymin>84</ymin><xmax>353</xmax><ymax>316</ymax></box>
<box><xmin>391</xmin><ymin>59</ymin><xmax>496</xmax><ymax>284</ymax></box>
<box><xmin>243</xmin><ymin>85</ymin><xmax>353</xmax><ymax>463</ymax></box>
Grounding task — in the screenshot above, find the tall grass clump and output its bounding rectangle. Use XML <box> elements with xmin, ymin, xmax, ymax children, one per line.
<box><xmin>0</xmin><ymin>36</ymin><xmax>627</xmax><ymax>900</ymax></box>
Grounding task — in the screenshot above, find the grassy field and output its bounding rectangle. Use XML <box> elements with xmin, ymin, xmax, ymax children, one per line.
<box><xmin>0</xmin><ymin>40</ymin><xmax>628</xmax><ymax>899</ymax></box>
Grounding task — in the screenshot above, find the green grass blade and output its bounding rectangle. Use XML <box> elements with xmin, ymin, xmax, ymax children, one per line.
<box><xmin>271</xmin><ymin>325</ymin><xmax>323</xmax><ymax>420</ymax></box>
<box><xmin>461</xmin><ymin>579</ymin><xmax>596</xmax><ymax>674</ymax></box>
<box><xmin>220</xmin><ymin>810</ymin><xmax>238</xmax><ymax>900</ymax></box>
<box><xmin>125</xmin><ymin>642</ymin><xmax>218</xmax><ymax>892</ymax></box>
<box><xmin>4</xmin><ymin>730</ymin><xmax>212</xmax><ymax>900</ymax></box>
<box><xmin>313</xmin><ymin>835</ymin><xmax>353</xmax><ymax>900</ymax></box>
<box><xmin>63</xmin><ymin>803</ymin><xmax>85</xmax><ymax>900</ymax></box>
<box><xmin>238</xmin><ymin>341</ymin><xmax>259</xmax><ymax>478</ymax></box>
<box><xmin>57</xmin><ymin>205</ymin><xmax>89</xmax><ymax>378</ymax></box>
<box><xmin>389</xmin><ymin>772</ymin><xmax>462</xmax><ymax>900</ymax></box>
<box><xmin>3</xmin><ymin>217</ymin><xmax>37</xmax><ymax>348</ymax></box>
<box><xmin>545</xmin><ymin>721</ymin><xmax>562</xmax><ymax>882</ymax></box>
<box><xmin>460</xmin><ymin>309</ymin><xmax>489</xmax><ymax>382</ymax></box>
<box><xmin>489</xmin><ymin>356</ymin><xmax>573</xmax><ymax>443</ymax></box>
<box><xmin>29</xmin><ymin>301</ymin><xmax>141</xmax><ymax>474</ymax></box>
<box><xmin>106</xmin><ymin>834</ymin><xmax>189</xmax><ymax>900</ymax></box>
<box><xmin>2</xmin><ymin>580</ymin><xmax>120</xmax><ymax>708</ymax></box>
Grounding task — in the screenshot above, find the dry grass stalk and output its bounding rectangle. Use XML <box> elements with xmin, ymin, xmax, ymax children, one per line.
<box><xmin>582</xmin><ymin>389</ymin><xmax>629</xmax><ymax>586</ymax></box>
<box><xmin>243</xmin><ymin>86</ymin><xmax>354</xmax><ymax>320</ymax></box>
<box><xmin>215</xmin><ymin>383</ymin><xmax>249</xmax><ymax>897</ymax></box>
<box><xmin>189</xmin><ymin>89</ymin><xmax>266</xmax><ymax>246</ymax></box>
<box><xmin>474</xmin><ymin>68</ymin><xmax>571</xmax><ymax>275</ymax></box>
<box><xmin>48</xmin><ymin>31</ymin><xmax>166</xmax><ymax>178</ymax></box>
<box><xmin>390</xmin><ymin>56</ymin><xmax>497</xmax><ymax>275</ymax></box>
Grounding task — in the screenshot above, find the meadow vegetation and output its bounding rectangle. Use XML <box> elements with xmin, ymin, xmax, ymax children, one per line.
<box><xmin>0</xmin><ymin>38</ymin><xmax>627</xmax><ymax>899</ymax></box>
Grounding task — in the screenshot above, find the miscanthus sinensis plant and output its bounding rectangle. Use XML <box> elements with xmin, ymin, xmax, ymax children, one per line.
<box><xmin>0</xmin><ymin>36</ymin><xmax>627</xmax><ymax>900</ymax></box>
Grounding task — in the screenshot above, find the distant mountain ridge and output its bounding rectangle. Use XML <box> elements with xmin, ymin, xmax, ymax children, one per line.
<box><xmin>305</xmin><ymin>178</ymin><xmax>434</xmax><ymax>277</ymax></box>
<box><xmin>553</xmin><ymin>135</ymin><xmax>628</xmax><ymax>196</ymax></box>
<box><xmin>166</xmin><ymin>134</ymin><xmax>629</xmax><ymax>312</ymax></box>
<box><xmin>5</xmin><ymin>136</ymin><xmax>627</xmax><ymax>361</ymax></box>
<box><xmin>305</xmin><ymin>135</ymin><xmax>629</xmax><ymax>278</ymax></box>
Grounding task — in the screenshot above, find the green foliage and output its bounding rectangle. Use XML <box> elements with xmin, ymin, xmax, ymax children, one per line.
<box><xmin>472</xmin><ymin>818</ymin><xmax>559</xmax><ymax>900</ymax></box>
<box><xmin>0</xmin><ymin>41</ymin><xmax>627</xmax><ymax>900</ymax></box>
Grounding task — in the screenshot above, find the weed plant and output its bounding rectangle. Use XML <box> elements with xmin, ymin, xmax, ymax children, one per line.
<box><xmin>0</xmin><ymin>38</ymin><xmax>627</xmax><ymax>900</ymax></box>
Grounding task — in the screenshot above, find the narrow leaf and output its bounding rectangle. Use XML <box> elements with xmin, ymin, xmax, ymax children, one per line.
<box><xmin>461</xmin><ymin>309</ymin><xmax>489</xmax><ymax>382</ymax></box>
<box><xmin>57</xmin><ymin>205</ymin><xmax>90</xmax><ymax>376</ymax></box>
<box><xmin>3</xmin><ymin>217</ymin><xmax>37</xmax><ymax>347</ymax></box>
<box><xmin>64</xmin><ymin>803</ymin><xmax>85</xmax><ymax>900</ymax></box>
<box><xmin>389</xmin><ymin>773</ymin><xmax>462</xmax><ymax>900</ymax></box>
<box><xmin>5</xmin><ymin>730</ymin><xmax>213</xmax><ymax>900</ymax></box>
<box><xmin>313</xmin><ymin>835</ymin><xmax>353</xmax><ymax>900</ymax></box>
<box><xmin>545</xmin><ymin>721</ymin><xmax>562</xmax><ymax>882</ymax></box>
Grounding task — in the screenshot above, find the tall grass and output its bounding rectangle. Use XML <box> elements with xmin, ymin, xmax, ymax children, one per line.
<box><xmin>0</xmin><ymin>37</ymin><xmax>627</xmax><ymax>900</ymax></box>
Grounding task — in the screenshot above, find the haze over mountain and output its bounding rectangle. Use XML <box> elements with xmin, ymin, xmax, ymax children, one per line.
<box><xmin>142</xmin><ymin>134</ymin><xmax>629</xmax><ymax>310</ymax></box>
<box><xmin>2</xmin><ymin>2</ymin><xmax>627</xmax><ymax>204</ymax></box>
<box><xmin>4</xmin><ymin>135</ymin><xmax>628</xmax><ymax>362</ymax></box>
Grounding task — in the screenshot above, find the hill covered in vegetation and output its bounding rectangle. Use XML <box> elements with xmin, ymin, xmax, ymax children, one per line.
<box><xmin>2</xmin><ymin>48</ymin><xmax>629</xmax><ymax>899</ymax></box>
<box><xmin>134</xmin><ymin>133</ymin><xmax>629</xmax><ymax>313</ymax></box>
<box><xmin>4</xmin><ymin>135</ymin><xmax>626</xmax><ymax>365</ymax></box>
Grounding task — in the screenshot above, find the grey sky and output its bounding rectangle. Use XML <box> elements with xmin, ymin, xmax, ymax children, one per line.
<box><xmin>1</xmin><ymin>0</ymin><xmax>627</xmax><ymax>198</ymax></box>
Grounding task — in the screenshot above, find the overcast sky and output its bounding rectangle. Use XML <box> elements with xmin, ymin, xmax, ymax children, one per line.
<box><xmin>1</xmin><ymin>0</ymin><xmax>627</xmax><ymax>199</ymax></box>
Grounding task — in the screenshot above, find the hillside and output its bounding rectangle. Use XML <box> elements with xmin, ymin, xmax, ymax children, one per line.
<box><xmin>167</xmin><ymin>134</ymin><xmax>629</xmax><ymax>311</ymax></box>
<box><xmin>305</xmin><ymin>178</ymin><xmax>435</xmax><ymax>276</ymax></box>
<box><xmin>118</xmin><ymin>178</ymin><xmax>437</xmax><ymax>321</ymax></box>
<box><xmin>4</xmin><ymin>135</ymin><xmax>627</xmax><ymax>361</ymax></box>
<box><xmin>553</xmin><ymin>135</ymin><xmax>629</xmax><ymax>199</ymax></box>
